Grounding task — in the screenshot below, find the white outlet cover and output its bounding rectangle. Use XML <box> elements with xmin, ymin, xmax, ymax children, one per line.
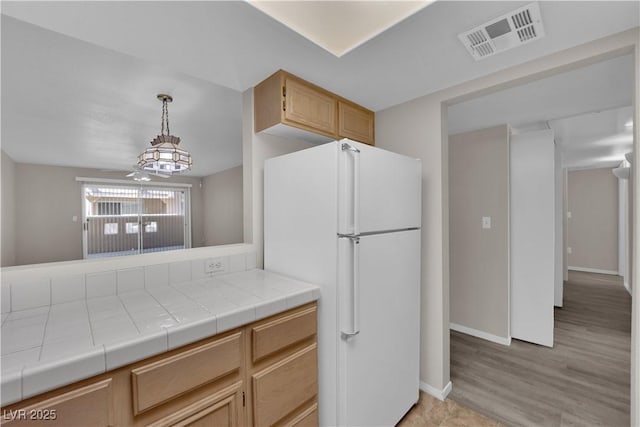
<box><xmin>206</xmin><ymin>257</ymin><xmax>227</xmax><ymax>273</ymax></box>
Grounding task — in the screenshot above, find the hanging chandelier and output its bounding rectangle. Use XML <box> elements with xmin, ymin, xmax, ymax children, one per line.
<box><xmin>138</xmin><ymin>94</ymin><xmax>192</xmax><ymax>174</ymax></box>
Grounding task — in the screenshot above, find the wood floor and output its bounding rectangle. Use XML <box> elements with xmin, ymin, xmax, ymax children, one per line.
<box><xmin>448</xmin><ymin>271</ymin><xmax>632</xmax><ymax>427</ymax></box>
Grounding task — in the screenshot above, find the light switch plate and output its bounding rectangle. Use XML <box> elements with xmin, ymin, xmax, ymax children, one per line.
<box><xmin>482</xmin><ymin>216</ymin><xmax>491</xmax><ymax>229</ymax></box>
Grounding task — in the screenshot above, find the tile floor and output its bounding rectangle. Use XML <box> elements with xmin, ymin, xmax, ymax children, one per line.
<box><xmin>398</xmin><ymin>392</ymin><xmax>503</xmax><ymax>427</ymax></box>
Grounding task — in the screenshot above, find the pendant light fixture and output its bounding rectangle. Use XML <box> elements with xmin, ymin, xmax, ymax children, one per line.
<box><xmin>138</xmin><ymin>94</ymin><xmax>192</xmax><ymax>174</ymax></box>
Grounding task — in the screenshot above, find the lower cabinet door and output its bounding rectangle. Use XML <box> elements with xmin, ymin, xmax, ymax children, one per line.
<box><xmin>282</xmin><ymin>402</ymin><xmax>318</xmax><ymax>427</ymax></box>
<box><xmin>1</xmin><ymin>379</ymin><xmax>114</xmax><ymax>427</ymax></box>
<box><xmin>148</xmin><ymin>382</ymin><xmax>243</xmax><ymax>427</ymax></box>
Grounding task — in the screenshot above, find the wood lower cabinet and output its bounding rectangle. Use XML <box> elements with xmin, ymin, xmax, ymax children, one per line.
<box><xmin>254</xmin><ymin>70</ymin><xmax>375</xmax><ymax>145</ymax></box>
<box><xmin>147</xmin><ymin>382</ymin><xmax>243</xmax><ymax>427</ymax></box>
<box><xmin>1</xmin><ymin>379</ymin><xmax>114</xmax><ymax>426</ymax></box>
<box><xmin>1</xmin><ymin>303</ymin><xmax>318</xmax><ymax>427</ymax></box>
<box><xmin>245</xmin><ymin>304</ymin><xmax>318</xmax><ymax>427</ymax></box>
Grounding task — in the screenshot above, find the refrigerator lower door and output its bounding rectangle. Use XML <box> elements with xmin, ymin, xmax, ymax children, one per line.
<box><xmin>337</xmin><ymin>229</ymin><xmax>421</xmax><ymax>427</ymax></box>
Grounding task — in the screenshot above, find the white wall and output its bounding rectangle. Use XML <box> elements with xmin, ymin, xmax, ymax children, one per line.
<box><xmin>555</xmin><ymin>143</ymin><xmax>564</xmax><ymax>307</ymax></box>
<box><xmin>449</xmin><ymin>126</ymin><xmax>510</xmax><ymax>342</ymax></box>
<box><xmin>1</xmin><ymin>150</ymin><xmax>17</xmax><ymax>267</ymax></box>
<box><xmin>203</xmin><ymin>165</ymin><xmax>243</xmax><ymax>246</ymax></box>
<box><xmin>510</xmin><ymin>129</ymin><xmax>555</xmax><ymax>348</ymax></box>
<box><xmin>567</xmin><ymin>167</ymin><xmax>619</xmax><ymax>273</ymax></box>
<box><xmin>618</xmin><ymin>177</ymin><xmax>630</xmax><ymax>293</ymax></box>
<box><xmin>377</xmin><ymin>28</ymin><xmax>639</xmax><ymax>401</ymax></box>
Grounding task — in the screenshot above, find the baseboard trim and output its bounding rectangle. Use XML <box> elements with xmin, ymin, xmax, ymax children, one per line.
<box><xmin>450</xmin><ymin>323</ymin><xmax>511</xmax><ymax>346</ymax></box>
<box><xmin>419</xmin><ymin>381</ymin><xmax>452</xmax><ymax>401</ymax></box>
<box><xmin>624</xmin><ymin>281</ymin><xmax>632</xmax><ymax>295</ymax></box>
<box><xmin>568</xmin><ymin>266</ymin><xmax>619</xmax><ymax>275</ymax></box>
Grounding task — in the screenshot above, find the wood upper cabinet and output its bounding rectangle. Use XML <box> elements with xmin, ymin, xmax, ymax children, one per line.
<box><xmin>254</xmin><ymin>70</ymin><xmax>374</xmax><ymax>145</ymax></box>
<box><xmin>284</xmin><ymin>77</ymin><xmax>337</xmax><ymax>138</ymax></box>
<box><xmin>338</xmin><ymin>101</ymin><xmax>375</xmax><ymax>145</ymax></box>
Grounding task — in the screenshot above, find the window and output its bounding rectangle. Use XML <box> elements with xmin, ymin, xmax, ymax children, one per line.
<box><xmin>96</xmin><ymin>201</ymin><xmax>138</xmax><ymax>216</ymax></box>
<box><xmin>104</xmin><ymin>223</ymin><xmax>118</xmax><ymax>235</ymax></box>
<box><xmin>144</xmin><ymin>221</ymin><xmax>158</xmax><ymax>233</ymax></box>
<box><xmin>126</xmin><ymin>222</ymin><xmax>139</xmax><ymax>234</ymax></box>
<box><xmin>83</xmin><ymin>183</ymin><xmax>191</xmax><ymax>259</ymax></box>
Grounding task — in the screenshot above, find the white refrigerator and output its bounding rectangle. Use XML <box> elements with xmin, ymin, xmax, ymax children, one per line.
<box><xmin>264</xmin><ymin>139</ymin><xmax>422</xmax><ymax>427</ymax></box>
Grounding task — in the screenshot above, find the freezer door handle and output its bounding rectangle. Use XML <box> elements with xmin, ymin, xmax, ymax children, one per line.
<box><xmin>342</xmin><ymin>141</ymin><xmax>360</xmax><ymax>235</ymax></box>
<box><xmin>340</xmin><ymin>235</ymin><xmax>360</xmax><ymax>340</ymax></box>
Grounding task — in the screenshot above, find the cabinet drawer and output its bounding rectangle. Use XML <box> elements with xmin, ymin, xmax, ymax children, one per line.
<box><xmin>132</xmin><ymin>332</ymin><xmax>242</xmax><ymax>414</ymax></box>
<box><xmin>252</xmin><ymin>344</ymin><xmax>318</xmax><ymax>427</ymax></box>
<box><xmin>3</xmin><ymin>379</ymin><xmax>113</xmax><ymax>426</ymax></box>
<box><xmin>147</xmin><ymin>382</ymin><xmax>243</xmax><ymax>427</ymax></box>
<box><xmin>252</xmin><ymin>305</ymin><xmax>317</xmax><ymax>362</ymax></box>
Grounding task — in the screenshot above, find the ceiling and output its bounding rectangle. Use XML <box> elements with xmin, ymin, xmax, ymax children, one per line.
<box><xmin>247</xmin><ymin>1</ymin><xmax>433</xmax><ymax>57</ymax></box>
<box><xmin>1</xmin><ymin>15</ymin><xmax>242</xmax><ymax>177</ymax></box>
<box><xmin>448</xmin><ymin>54</ymin><xmax>633</xmax><ymax>169</ymax></box>
<box><xmin>1</xmin><ymin>1</ymin><xmax>638</xmax><ymax>175</ymax></box>
<box><xmin>2</xmin><ymin>1</ymin><xmax>637</xmax><ymax>110</ymax></box>
<box><xmin>550</xmin><ymin>106</ymin><xmax>633</xmax><ymax>169</ymax></box>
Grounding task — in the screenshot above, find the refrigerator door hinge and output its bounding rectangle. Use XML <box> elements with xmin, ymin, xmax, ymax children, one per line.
<box><xmin>338</xmin><ymin>233</ymin><xmax>360</xmax><ymax>242</ymax></box>
<box><xmin>242</xmin><ymin>392</ymin><xmax>245</xmax><ymax>407</ymax></box>
<box><xmin>341</xmin><ymin>142</ymin><xmax>360</xmax><ymax>153</ymax></box>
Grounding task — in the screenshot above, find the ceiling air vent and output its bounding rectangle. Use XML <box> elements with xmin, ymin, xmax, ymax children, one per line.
<box><xmin>458</xmin><ymin>2</ymin><xmax>545</xmax><ymax>61</ymax></box>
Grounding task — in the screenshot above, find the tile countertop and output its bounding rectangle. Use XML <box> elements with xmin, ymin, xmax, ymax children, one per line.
<box><xmin>0</xmin><ymin>269</ymin><xmax>319</xmax><ymax>406</ymax></box>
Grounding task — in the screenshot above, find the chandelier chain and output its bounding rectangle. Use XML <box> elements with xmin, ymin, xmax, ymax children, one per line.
<box><xmin>160</xmin><ymin>99</ymin><xmax>171</xmax><ymax>136</ymax></box>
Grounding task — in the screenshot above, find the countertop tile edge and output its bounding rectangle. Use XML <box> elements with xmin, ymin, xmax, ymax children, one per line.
<box><xmin>21</xmin><ymin>346</ymin><xmax>106</xmax><ymax>401</ymax></box>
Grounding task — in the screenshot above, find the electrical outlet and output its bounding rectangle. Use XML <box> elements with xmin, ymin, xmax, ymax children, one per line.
<box><xmin>567</xmin><ymin>247</ymin><xmax>572</xmax><ymax>254</ymax></box>
<box><xmin>206</xmin><ymin>257</ymin><xmax>226</xmax><ymax>273</ymax></box>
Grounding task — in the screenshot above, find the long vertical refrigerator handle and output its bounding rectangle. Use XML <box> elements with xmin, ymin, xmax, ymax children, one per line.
<box><xmin>341</xmin><ymin>142</ymin><xmax>360</xmax><ymax>235</ymax></box>
<box><xmin>341</xmin><ymin>236</ymin><xmax>360</xmax><ymax>340</ymax></box>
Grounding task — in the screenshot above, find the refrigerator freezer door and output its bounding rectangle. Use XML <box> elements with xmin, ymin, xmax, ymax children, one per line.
<box><xmin>337</xmin><ymin>229</ymin><xmax>421</xmax><ymax>426</ymax></box>
<box><xmin>338</xmin><ymin>140</ymin><xmax>421</xmax><ymax>235</ymax></box>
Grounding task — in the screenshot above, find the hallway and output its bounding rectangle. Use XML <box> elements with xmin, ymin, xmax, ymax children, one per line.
<box><xmin>448</xmin><ymin>271</ymin><xmax>631</xmax><ymax>426</ymax></box>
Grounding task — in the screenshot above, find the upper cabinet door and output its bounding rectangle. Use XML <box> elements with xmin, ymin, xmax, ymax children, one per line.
<box><xmin>338</xmin><ymin>101</ymin><xmax>375</xmax><ymax>146</ymax></box>
<box><xmin>284</xmin><ymin>77</ymin><xmax>337</xmax><ymax>138</ymax></box>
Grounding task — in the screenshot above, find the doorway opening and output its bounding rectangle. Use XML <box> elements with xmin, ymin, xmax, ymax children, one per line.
<box><xmin>446</xmin><ymin>52</ymin><xmax>634</xmax><ymax>425</ymax></box>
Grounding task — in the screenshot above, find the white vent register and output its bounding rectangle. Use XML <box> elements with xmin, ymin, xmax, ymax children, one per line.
<box><xmin>458</xmin><ymin>2</ymin><xmax>545</xmax><ymax>61</ymax></box>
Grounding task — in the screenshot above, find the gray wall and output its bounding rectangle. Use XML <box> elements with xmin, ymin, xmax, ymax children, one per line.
<box><xmin>1</xmin><ymin>151</ymin><xmax>17</xmax><ymax>267</ymax></box>
<box><xmin>203</xmin><ymin>165</ymin><xmax>243</xmax><ymax>246</ymax></box>
<box><xmin>448</xmin><ymin>126</ymin><xmax>510</xmax><ymax>339</ymax></box>
<box><xmin>6</xmin><ymin>162</ymin><xmax>204</xmax><ymax>266</ymax></box>
<box><xmin>567</xmin><ymin>167</ymin><xmax>618</xmax><ymax>272</ymax></box>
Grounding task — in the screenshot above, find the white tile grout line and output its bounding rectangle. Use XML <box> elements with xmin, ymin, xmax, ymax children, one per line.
<box><xmin>36</xmin><ymin>306</ymin><xmax>52</xmax><ymax>363</ymax></box>
<box><xmin>117</xmin><ymin>294</ymin><xmax>142</xmax><ymax>335</ymax></box>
